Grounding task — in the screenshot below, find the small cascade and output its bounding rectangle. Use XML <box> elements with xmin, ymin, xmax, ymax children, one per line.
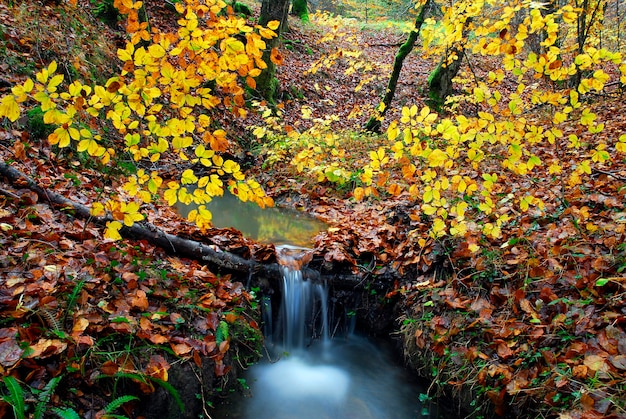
<box><xmin>243</xmin><ymin>245</ymin><xmax>353</xmax><ymax>418</ymax></box>
<box><xmin>181</xmin><ymin>194</ymin><xmax>437</xmax><ymax>418</ymax></box>
<box><xmin>271</xmin><ymin>245</ymin><xmax>329</xmax><ymax>351</ymax></box>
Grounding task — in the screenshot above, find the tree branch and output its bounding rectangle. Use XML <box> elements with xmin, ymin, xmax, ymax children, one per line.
<box><xmin>0</xmin><ymin>160</ymin><xmax>367</xmax><ymax>288</ymax></box>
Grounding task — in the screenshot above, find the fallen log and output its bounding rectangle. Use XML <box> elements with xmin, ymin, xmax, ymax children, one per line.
<box><xmin>0</xmin><ymin>160</ymin><xmax>367</xmax><ymax>288</ymax></box>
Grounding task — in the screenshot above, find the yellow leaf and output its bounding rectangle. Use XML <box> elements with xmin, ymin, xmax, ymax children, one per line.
<box><xmin>423</xmin><ymin>187</ymin><xmax>434</xmax><ymax>203</ymax></box>
<box><xmin>47</xmin><ymin>74</ymin><xmax>64</xmax><ymax>92</ymax></box>
<box><xmin>148</xmin><ymin>44</ymin><xmax>166</xmax><ymax>58</ymax></box>
<box><xmin>267</xmin><ymin>20</ymin><xmax>280</xmax><ymax>30</ymax></box>
<box><xmin>0</xmin><ymin>95</ymin><xmax>20</xmax><ymax>122</ymax></box>
<box><xmin>431</xmin><ymin>218</ymin><xmax>447</xmax><ymax>238</ymax></box>
<box><xmin>353</xmin><ymin>187</ymin><xmax>365</xmax><ymax>201</ymax></box>
<box><xmin>427</xmin><ymin>148</ymin><xmax>447</xmax><ymax>168</ymax></box>
<box><xmin>519</xmin><ymin>195</ymin><xmax>533</xmax><ymax>212</ymax></box>
<box><xmin>222</xmin><ymin>159</ymin><xmax>241</xmax><ymax>174</ymax></box>
<box><xmin>118</xmin><ymin>43</ymin><xmax>135</xmax><ymax>62</ymax></box>
<box><xmin>91</xmin><ymin>202</ymin><xmax>105</xmax><ymax>217</ymax></box>
<box><xmin>422</xmin><ymin>203</ymin><xmax>437</xmax><ymax>215</ymax></box>
<box><xmin>164</xmin><ymin>183</ymin><xmax>179</xmax><ymax>206</ymax></box>
<box><xmin>553</xmin><ymin>112</ymin><xmax>567</xmax><ymax>124</ymax></box>
<box><xmin>548</xmin><ymin>162</ymin><xmax>562</xmax><ymax>174</ymax></box>
<box><xmin>123</xmin><ymin>209</ymin><xmax>144</xmax><ymax>226</ymax></box>
<box><xmin>172</xmin><ymin>136</ymin><xmax>193</xmax><ymax>150</ymax></box>
<box><xmin>105</xmin><ymin>221</ymin><xmax>123</xmax><ymax>241</ymax></box>
<box><xmin>387</xmin><ymin>121</ymin><xmax>399</xmax><ymax>141</ymax></box>
<box><xmin>579</xmin><ymin>160</ymin><xmax>591</xmax><ymax>174</ymax></box>
<box><xmin>181</xmin><ymin>169</ymin><xmax>198</xmax><ymax>185</ymax></box>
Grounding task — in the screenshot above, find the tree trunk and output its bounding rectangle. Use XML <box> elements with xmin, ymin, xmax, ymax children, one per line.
<box><xmin>257</xmin><ymin>0</ymin><xmax>291</xmax><ymax>102</ymax></box>
<box><xmin>571</xmin><ymin>0</ymin><xmax>606</xmax><ymax>89</ymax></box>
<box><xmin>426</xmin><ymin>16</ymin><xmax>472</xmax><ymax>112</ymax></box>
<box><xmin>291</xmin><ymin>0</ymin><xmax>309</xmax><ymax>22</ymax></box>
<box><xmin>528</xmin><ymin>0</ymin><xmax>557</xmax><ymax>55</ymax></box>
<box><xmin>426</xmin><ymin>44</ymin><xmax>465</xmax><ymax>111</ymax></box>
<box><xmin>364</xmin><ymin>0</ymin><xmax>431</xmax><ymax>133</ymax></box>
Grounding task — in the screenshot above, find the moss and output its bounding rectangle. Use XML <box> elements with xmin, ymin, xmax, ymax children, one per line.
<box><xmin>291</xmin><ymin>0</ymin><xmax>309</xmax><ymax>22</ymax></box>
<box><xmin>233</xmin><ymin>1</ymin><xmax>252</xmax><ymax>16</ymax></box>
<box><xmin>27</xmin><ymin>106</ymin><xmax>55</xmax><ymax>141</ymax></box>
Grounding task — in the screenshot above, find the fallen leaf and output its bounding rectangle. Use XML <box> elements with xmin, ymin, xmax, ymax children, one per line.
<box><xmin>584</xmin><ymin>353</ymin><xmax>610</xmax><ymax>377</ymax></box>
<box><xmin>0</xmin><ymin>339</ymin><xmax>24</xmax><ymax>367</ymax></box>
<box><xmin>26</xmin><ymin>339</ymin><xmax>67</xmax><ymax>358</ymax></box>
<box><xmin>609</xmin><ymin>355</ymin><xmax>626</xmax><ymax>370</ymax></box>
<box><xmin>171</xmin><ymin>342</ymin><xmax>192</xmax><ymax>356</ymax></box>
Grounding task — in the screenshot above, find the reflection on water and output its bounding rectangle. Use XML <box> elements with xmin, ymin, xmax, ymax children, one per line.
<box><xmin>213</xmin><ymin>336</ymin><xmax>434</xmax><ymax>419</ymax></box>
<box><xmin>176</xmin><ymin>192</ymin><xmax>327</xmax><ymax>246</ymax></box>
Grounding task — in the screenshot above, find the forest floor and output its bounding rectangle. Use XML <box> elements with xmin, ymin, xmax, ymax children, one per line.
<box><xmin>1</xmin><ymin>1</ymin><xmax>626</xmax><ymax>419</ymax></box>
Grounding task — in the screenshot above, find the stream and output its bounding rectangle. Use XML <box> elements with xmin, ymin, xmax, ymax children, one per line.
<box><xmin>178</xmin><ymin>193</ymin><xmax>438</xmax><ymax>418</ymax></box>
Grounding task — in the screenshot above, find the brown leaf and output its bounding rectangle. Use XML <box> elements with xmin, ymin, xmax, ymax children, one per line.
<box><xmin>580</xmin><ymin>392</ymin><xmax>596</xmax><ymax>411</ymax></box>
<box><xmin>609</xmin><ymin>355</ymin><xmax>626</xmax><ymax>370</ymax></box>
<box><xmin>496</xmin><ymin>341</ymin><xmax>514</xmax><ymax>359</ymax></box>
<box><xmin>71</xmin><ymin>317</ymin><xmax>89</xmax><ymax>338</ymax></box>
<box><xmin>130</xmin><ymin>290</ymin><xmax>149</xmax><ymax>310</ymax></box>
<box><xmin>26</xmin><ymin>339</ymin><xmax>67</xmax><ymax>358</ymax></box>
<box><xmin>583</xmin><ymin>353</ymin><xmax>610</xmax><ymax>377</ymax></box>
<box><xmin>171</xmin><ymin>342</ymin><xmax>192</xmax><ymax>356</ymax></box>
<box><xmin>100</xmin><ymin>360</ymin><xmax>119</xmax><ymax>376</ymax></box>
<box><xmin>0</xmin><ymin>340</ymin><xmax>24</xmax><ymax>367</ymax></box>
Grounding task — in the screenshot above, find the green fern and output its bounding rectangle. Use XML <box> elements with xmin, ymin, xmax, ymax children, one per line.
<box><xmin>104</xmin><ymin>395</ymin><xmax>139</xmax><ymax>414</ymax></box>
<box><xmin>97</xmin><ymin>372</ymin><xmax>185</xmax><ymax>413</ymax></box>
<box><xmin>34</xmin><ymin>376</ymin><xmax>63</xmax><ymax>419</ymax></box>
<box><xmin>216</xmin><ymin>320</ymin><xmax>229</xmax><ymax>344</ymax></box>
<box><xmin>63</xmin><ymin>279</ymin><xmax>85</xmax><ymax>324</ymax></box>
<box><xmin>1</xmin><ymin>376</ymin><xmax>26</xmax><ymax>419</ymax></box>
<box><xmin>51</xmin><ymin>407</ymin><xmax>81</xmax><ymax>419</ymax></box>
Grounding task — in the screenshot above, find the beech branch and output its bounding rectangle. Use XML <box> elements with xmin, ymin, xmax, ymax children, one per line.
<box><xmin>0</xmin><ymin>161</ymin><xmax>369</xmax><ymax>287</ymax></box>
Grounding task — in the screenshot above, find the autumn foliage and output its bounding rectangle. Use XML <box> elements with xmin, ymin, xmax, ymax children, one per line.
<box><xmin>1</xmin><ymin>0</ymin><xmax>280</xmax><ymax>239</ymax></box>
<box><xmin>2</xmin><ymin>0</ymin><xmax>626</xmax><ymax>417</ymax></box>
<box><xmin>251</xmin><ymin>2</ymin><xmax>626</xmax><ymax>417</ymax></box>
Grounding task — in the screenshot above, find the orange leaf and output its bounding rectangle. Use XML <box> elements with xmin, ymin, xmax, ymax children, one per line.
<box><xmin>171</xmin><ymin>342</ymin><xmax>192</xmax><ymax>356</ymax></box>
<box><xmin>149</xmin><ymin>334</ymin><xmax>169</xmax><ymax>345</ymax></box>
<box><xmin>27</xmin><ymin>339</ymin><xmax>67</xmax><ymax>358</ymax></box>
<box><xmin>71</xmin><ymin>317</ymin><xmax>89</xmax><ymax>338</ymax></box>
<box><xmin>145</xmin><ymin>355</ymin><xmax>170</xmax><ymax>381</ymax></box>
<box><xmin>353</xmin><ymin>187</ymin><xmax>365</xmax><ymax>201</ymax></box>
<box><xmin>387</xmin><ymin>183</ymin><xmax>402</xmax><ymax>196</ymax></box>
<box><xmin>270</xmin><ymin>48</ymin><xmax>283</xmax><ymax>65</ymax></box>
<box><xmin>224</xmin><ymin>312</ymin><xmax>238</xmax><ymax>323</ymax></box>
<box><xmin>131</xmin><ymin>290</ymin><xmax>149</xmax><ymax>310</ymax></box>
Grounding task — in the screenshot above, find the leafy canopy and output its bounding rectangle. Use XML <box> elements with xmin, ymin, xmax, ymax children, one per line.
<box><xmin>0</xmin><ymin>0</ymin><xmax>281</xmax><ymax>239</ymax></box>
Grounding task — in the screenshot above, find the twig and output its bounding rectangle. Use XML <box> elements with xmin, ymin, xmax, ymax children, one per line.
<box><xmin>592</xmin><ymin>168</ymin><xmax>626</xmax><ymax>181</ymax></box>
<box><xmin>191</xmin><ymin>367</ymin><xmax>212</xmax><ymax>419</ymax></box>
<box><xmin>0</xmin><ymin>186</ymin><xmax>20</xmax><ymax>199</ymax></box>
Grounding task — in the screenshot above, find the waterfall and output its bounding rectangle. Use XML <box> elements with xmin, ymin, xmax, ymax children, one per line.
<box><xmin>213</xmin><ymin>248</ymin><xmax>433</xmax><ymax>419</ymax></box>
<box><xmin>269</xmin><ymin>245</ymin><xmax>329</xmax><ymax>352</ymax></box>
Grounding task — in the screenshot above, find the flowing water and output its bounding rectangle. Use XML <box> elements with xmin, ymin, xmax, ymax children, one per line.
<box><xmin>212</xmin><ymin>246</ymin><xmax>436</xmax><ymax>419</ymax></box>
<box><xmin>179</xmin><ymin>195</ymin><xmax>436</xmax><ymax>418</ymax></box>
